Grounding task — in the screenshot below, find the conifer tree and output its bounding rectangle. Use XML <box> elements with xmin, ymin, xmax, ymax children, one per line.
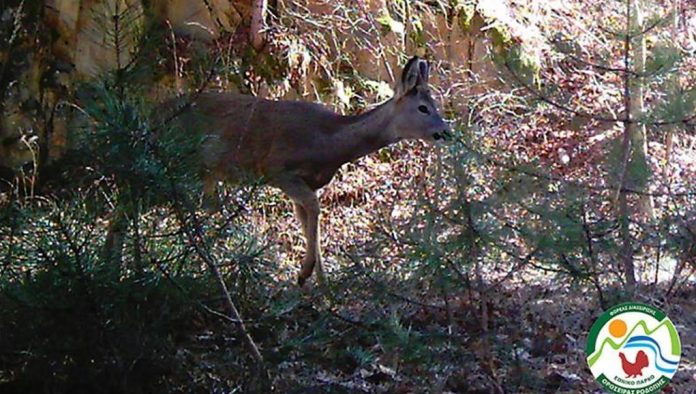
<box><xmin>496</xmin><ymin>0</ymin><xmax>695</xmax><ymax>290</ymax></box>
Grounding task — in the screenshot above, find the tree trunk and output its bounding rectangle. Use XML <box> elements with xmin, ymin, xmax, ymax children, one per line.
<box><xmin>619</xmin><ymin>0</ymin><xmax>638</xmax><ymax>291</ymax></box>
<box><xmin>250</xmin><ymin>0</ymin><xmax>268</xmax><ymax>51</ymax></box>
<box><xmin>665</xmin><ymin>0</ymin><xmax>682</xmax><ymax>285</ymax></box>
<box><xmin>630</xmin><ymin>0</ymin><xmax>656</xmax><ymax>220</ymax></box>
<box><xmin>664</xmin><ymin>0</ymin><xmax>680</xmax><ymax>181</ymax></box>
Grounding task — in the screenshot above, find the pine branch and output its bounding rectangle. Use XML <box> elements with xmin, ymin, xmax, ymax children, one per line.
<box><xmin>503</xmin><ymin>60</ymin><xmax>696</xmax><ymax>127</ymax></box>
<box><xmin>155</xmin><ymin>143</ymin><xmax>268</xmax><ymax>376</ymax></box>
<box><xmin>559</xmin><ymin>50</ymin><xmax>676</xmax><ymax>78</ymax></box>
<box><xmin>453</xmin><ymin>137</ymin><xmax>696</xmax><ymax>197</ymax></box>
<box><xmin>594</xmin><ymin>13</ymin><xmax>667</xmax><ymax>40</ymax></box>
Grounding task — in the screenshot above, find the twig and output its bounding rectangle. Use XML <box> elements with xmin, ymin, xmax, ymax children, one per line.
<box><xmin>167</xmin><ymin>179</ymin><xmax>266</xmax><ymax>372</ymax></box>
<box><xmin>145</xmin><ymin>77</ymin><xmax>267</xmax><ymax>374</ymax></box>
<box><xmin>581</xmin><ymin>202</ymin><xmax>607</xmax><ymax>308</ymax></box>
<box><xmin>344</xmin><ymin>251</ymin><xmax>448</xmax><ymax>311</ymax></box>
<box><xmin>502</xmin><ymin>60</ymin><xmax>696</xmax><ymax>127</ymax></box>
<box><xmin>560</xmin><ymin>50</ymin><xmax>674</xmax><ymax>78</ymax></box>
<box><xmin>453</xmin><ymin>137</ymin><xmax>696</xmax><ymax>197</ymax></box>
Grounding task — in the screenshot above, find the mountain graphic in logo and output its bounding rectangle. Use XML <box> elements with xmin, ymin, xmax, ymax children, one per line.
<box><xmin>586</xmin><ymin>303</ymin><xmax>681</xmax><ymax>394</ymax></box>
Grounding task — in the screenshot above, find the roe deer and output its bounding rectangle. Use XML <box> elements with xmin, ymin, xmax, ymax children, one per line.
<box><xmin>176</xmin><ymin>56</ymin><xmax>450</xmax><ymax>285</ymax></box>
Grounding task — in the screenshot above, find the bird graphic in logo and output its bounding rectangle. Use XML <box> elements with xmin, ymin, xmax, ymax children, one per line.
<box><xmin>618</xmin><ymin>350</ymin><xmax>649</xmax><ymax>378</ymax></box>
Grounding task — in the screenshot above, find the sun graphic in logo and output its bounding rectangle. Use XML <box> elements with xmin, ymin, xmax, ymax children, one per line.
<box><xmin>608</xmin><ymin>319</ymin><xmax>627</xmax><ymax>338</ymax></box>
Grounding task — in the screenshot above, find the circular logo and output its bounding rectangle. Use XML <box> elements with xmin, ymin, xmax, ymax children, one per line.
<box><xmin>586</xmin><ymin>302</ymin><xmax>681</xmax><ymax>394</ymax></box>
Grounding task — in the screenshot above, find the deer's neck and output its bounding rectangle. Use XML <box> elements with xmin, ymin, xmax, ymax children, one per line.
<box><xmin>333</xmin><ymin>100</ymin><xmax>398</xmax><ymax>165</ymax></box>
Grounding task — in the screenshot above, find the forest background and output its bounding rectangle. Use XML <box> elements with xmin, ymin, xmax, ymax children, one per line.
<box><xmin>0</xmin><ymin>0</ymin><xmax>694</xmax><ymax>392</ymax></box>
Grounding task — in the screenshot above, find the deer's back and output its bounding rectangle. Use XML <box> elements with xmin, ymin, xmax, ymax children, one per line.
<box><xmin>170</xmin><ymin>92</ymin><xmax>345</xmax><ymax>187</ymax></box>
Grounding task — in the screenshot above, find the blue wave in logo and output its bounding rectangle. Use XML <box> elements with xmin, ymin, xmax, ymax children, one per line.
<box><xmin>624</xmin><ymin>336</ymin><xmax>678</xmax><ymax>374</ymax></box>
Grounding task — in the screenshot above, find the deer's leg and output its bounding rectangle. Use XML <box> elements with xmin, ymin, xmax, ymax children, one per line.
<box><xmin>293</xmin><ymin>202</ymin><xmax>308</xmax><ymax>235</ymax></box>
<box><xmin>293</xmin><ymin>200</ymin><xmax>326</xmax><ymax>287</ymax></box>
<box><xmin>298</xmin><ymin>194</ymin><xmax>323</xmax><ymax>286</ymax></box>
<box><xmin>278</xmin><ymin>179</ymin><xmax>323</xmax><ymax>286</ymax></box>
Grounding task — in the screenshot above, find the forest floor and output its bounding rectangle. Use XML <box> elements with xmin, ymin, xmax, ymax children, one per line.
<box><xmin>185</xmin><ymin>261</ymin><xmax>696</xmax><ymax>393</ymax></box>
<box><xmin>184</xmin><ymin>143</ymin><xmax>696</xmax><ymax>393</ymax></box>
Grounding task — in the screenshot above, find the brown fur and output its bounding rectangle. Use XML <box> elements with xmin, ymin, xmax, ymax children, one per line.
<box><xmin>173</xmin><ymin>57</ymin><xmax>449</xmax><ymax>285</ymax></box>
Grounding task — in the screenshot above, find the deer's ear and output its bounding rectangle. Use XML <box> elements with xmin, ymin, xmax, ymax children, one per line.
<box><xmin>418</xmin><ymin>60</ymin><xmax>429</xmax><ymax>84</ymax></box>
<box><xmin>397</xmin><ymin>56</ymin><xmax>428</xmax><ymax>96</ymax></box>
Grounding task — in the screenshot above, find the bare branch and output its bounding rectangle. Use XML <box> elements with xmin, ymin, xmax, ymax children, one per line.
<box><xmin>502</xmin><ymin>61</ymin><xmax>696</xmax><ymax>127</ymax></box>
<box><xmin>454</xmin><ymin>138</ymin><xmax>696</xmax><ymax>197</ymax></box>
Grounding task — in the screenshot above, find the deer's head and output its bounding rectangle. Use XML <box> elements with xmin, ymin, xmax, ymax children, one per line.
<box><xmin>388</xmin><ymin>56</ymin><xmax>450</xmax><ymax>142</ymax></box>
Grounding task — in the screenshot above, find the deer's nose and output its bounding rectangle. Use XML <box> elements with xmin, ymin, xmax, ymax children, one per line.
<box><xmin>433</xmin><ymin>128</ymin><xmax>452</xmax><ymax>141</ymax></box>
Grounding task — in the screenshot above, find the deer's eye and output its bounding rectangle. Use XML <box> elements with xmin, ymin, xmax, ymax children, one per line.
<box><xmin>418</xmin><ymin>105</ymin><xmax>429</xmax><ymax>114</ymax></box>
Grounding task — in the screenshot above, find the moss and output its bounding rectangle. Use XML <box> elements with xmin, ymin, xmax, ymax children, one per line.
<box><xmin>409</xmin><ymin>14</ymin><xmax>427</xmax><ymax>48</ymax></box>
<box><xmin>451</xmin><ymin>1</ymin><xmax>541</xmax><ymax>83</ymax></box>
<box><xmin>484</xmin><ymin>13</ymin><xmax>539</xmax><ymax>83</ymax></box>
<box><xmin>377</xmin><ymin>11</ymin><xmax>405</xmax><ymax>36</ymax></box>
<box><xmin>455</xmin><ymin>1</ymin><xmax>477</xmax><ymax>32</ymax></box>
<box><xmin>489</xmin><ymin>24</ymin><xmax>513</xmax><ymax>50</ymax></box>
